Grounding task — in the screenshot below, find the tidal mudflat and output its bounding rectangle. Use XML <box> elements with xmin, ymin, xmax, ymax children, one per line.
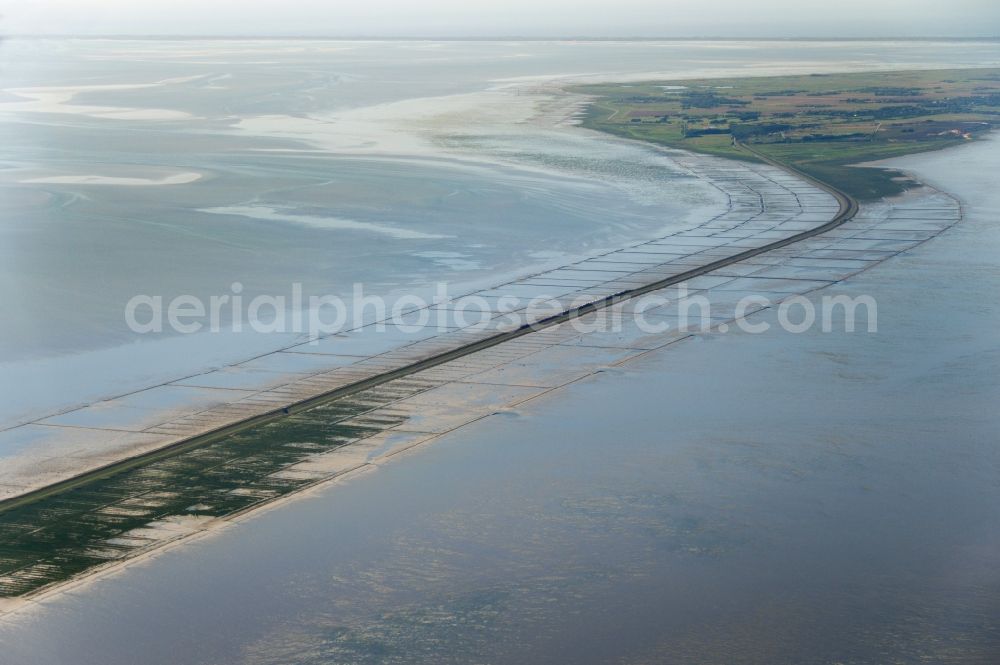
<box><xmin>3</xmin><ymin>39</ymin><xmax>999</xmax><ymax>428</ymax></box>
<box><xmin>0</xmin><ymin>136</ymin><xmax>997</xmax><ymax>664</ymax></box>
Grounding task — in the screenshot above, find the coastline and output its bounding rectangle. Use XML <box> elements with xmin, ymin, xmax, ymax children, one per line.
<box><xmin>1</xmin><ymin>47</ymin><xmax>993</xmax><ymax>611</ymax></box>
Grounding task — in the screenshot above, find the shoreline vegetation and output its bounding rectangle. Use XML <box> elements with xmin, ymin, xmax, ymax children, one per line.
<box><xmin>573</xmin><ymin>67</ymin><xmax>1000</xmax><ymax>200</ymax></box>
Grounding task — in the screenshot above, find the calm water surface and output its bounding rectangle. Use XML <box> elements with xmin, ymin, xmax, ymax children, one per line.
<box><xmin>1</xmin><ymin>135</ymin><xmax>997</xmax><ymax>664</ymax></box>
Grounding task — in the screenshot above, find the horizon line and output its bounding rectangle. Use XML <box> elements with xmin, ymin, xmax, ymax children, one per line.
<box><xmin>3</xmin><ymin>34</ymin><xmax>999</xmax><ymax>42</ymax></box>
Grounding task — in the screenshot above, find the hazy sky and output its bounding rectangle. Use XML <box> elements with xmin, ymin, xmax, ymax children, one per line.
<box><xmin>1</xmin><ymin>0</ymin><xmax>998</xmax><ymax>38</ymax></box>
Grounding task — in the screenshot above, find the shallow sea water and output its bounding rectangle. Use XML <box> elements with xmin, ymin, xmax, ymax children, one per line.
<box><xmin>1</xmin><ymin>125</ymin><xmax>998</xmax><ymax>664</ymax></box>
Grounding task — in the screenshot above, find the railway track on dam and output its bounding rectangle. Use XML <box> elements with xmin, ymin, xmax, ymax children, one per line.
<box><xmin>0</xmin><ymin>142</ymin><xmax>886</xmax><ymax>603</ymax></box>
